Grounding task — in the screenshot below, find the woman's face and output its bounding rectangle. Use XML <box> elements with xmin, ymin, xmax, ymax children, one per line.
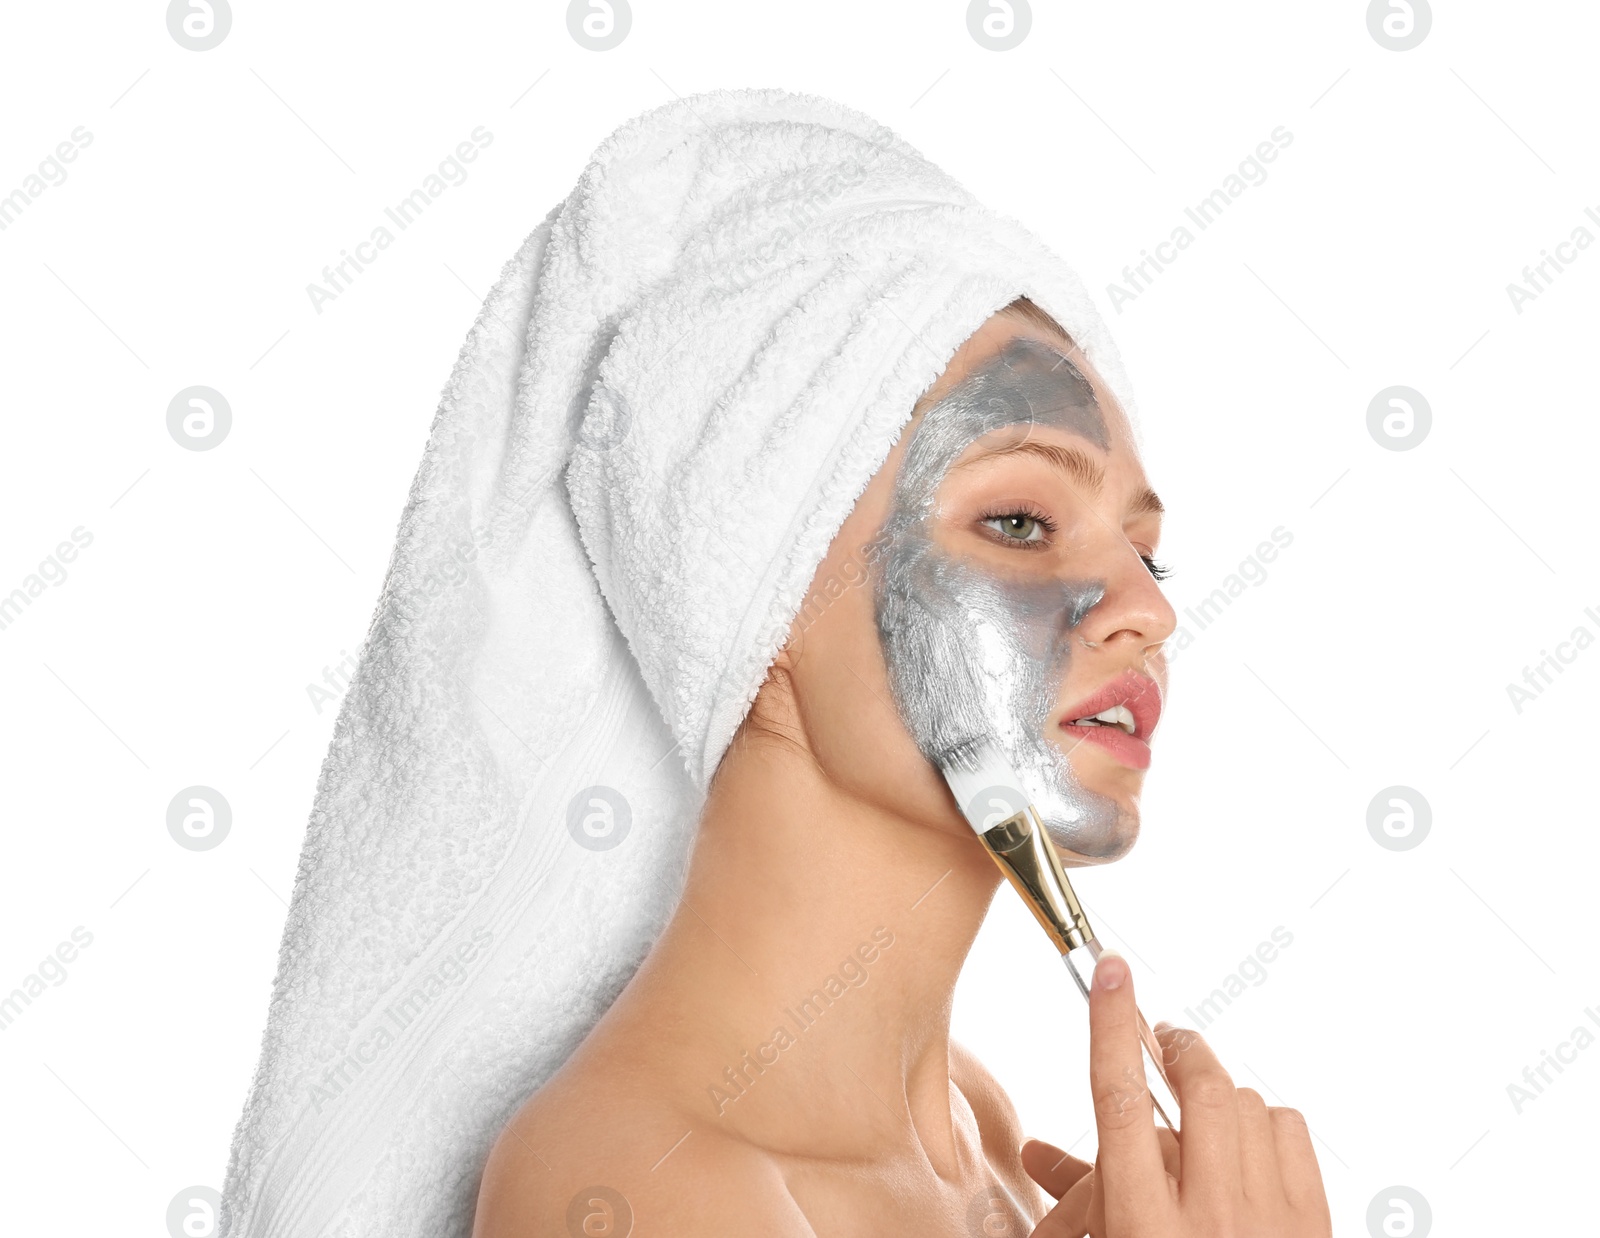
<box><xmin>763</xmin><ymin>308</ymin><xmax>1175</xmax><ymax>865</ymax></box>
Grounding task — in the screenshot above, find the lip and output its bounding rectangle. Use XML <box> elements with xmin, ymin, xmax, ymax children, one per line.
<box><xmin>1057</xmin><ymin>667</ymin><xmax>1163</xmax><ymax>771</ymax></box>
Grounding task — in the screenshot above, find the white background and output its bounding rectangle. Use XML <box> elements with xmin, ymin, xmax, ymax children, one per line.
<box><xmin>1</xmin><ymin>1</ymin><xmax>1595</xmax><ymax>1234</ymax></box>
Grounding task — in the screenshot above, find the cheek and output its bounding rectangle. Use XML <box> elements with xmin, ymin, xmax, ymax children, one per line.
<box><xmin>786</xmin><ymin>584</ymin><xmax>960</xmax><ymax>823</ymax></box>
<box><xmin>873</xmin><ymin>535</ymin><xmax>1133</xmax><ymax>854</ymax></box>
<box><xmin>788</xmin><ymin>565</ymin><xmax>897</xmax><ymax>757</ymax></box>
<box><xmin>874</xmin><ymin>535</ymin><xmax>1103</xmax><ymax>760</ymax></box>
<box><xmin>875</xmin><ymin>550</ymin><xmax>1001</xmax><ymax>760</ymax></box>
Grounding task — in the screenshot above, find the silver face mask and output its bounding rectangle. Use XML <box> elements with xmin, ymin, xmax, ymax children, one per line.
<box><xmin>871</xmin><ymin>334</ymin><xmax>1131</xmax><ymax>859</ymax></box>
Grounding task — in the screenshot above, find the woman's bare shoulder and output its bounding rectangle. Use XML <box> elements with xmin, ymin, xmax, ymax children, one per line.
<box><xmin>948</xmin><ymin>1039</ymin><xmax>1037</xmax><ymax>1179</ymax></box>
<box><xmin>472</xmin><ymin>1058</ymin><xmax>816</xmax><ymax>1238</ymax></box>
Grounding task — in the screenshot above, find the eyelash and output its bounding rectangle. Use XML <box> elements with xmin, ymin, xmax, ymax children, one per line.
<box><xmin>977</xmin><ymin>503</ymin><xmax>1173</xmax><ymax>582</ymax></box>
<box><xmin>977</xmin><ymin>502</ymin><xmax>1057</xmax><ymax>552</ymax></box>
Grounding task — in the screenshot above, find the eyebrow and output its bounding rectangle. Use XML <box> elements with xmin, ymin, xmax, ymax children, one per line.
<box><xmin>951</xmin><ymin>438</ymin><xmax>1166</xmax><ymax>517</ymax></box>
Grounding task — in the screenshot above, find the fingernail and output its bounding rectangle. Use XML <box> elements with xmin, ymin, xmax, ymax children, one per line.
<box><xmin>1153</xmin><ymin>1019</ymin><xmax>1172</xmax><ymax>1032</ymax></box>
<box><xmin>1094</xmin><ymin>948</ymin><xmax>1126</xmax><ymax>990</ymax></box>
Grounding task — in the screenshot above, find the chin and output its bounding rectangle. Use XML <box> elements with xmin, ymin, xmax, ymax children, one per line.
<box><xmin>1046</xmin><ymin>810</ymin><xmax>1140</xmax><ymax>866</ymax></box>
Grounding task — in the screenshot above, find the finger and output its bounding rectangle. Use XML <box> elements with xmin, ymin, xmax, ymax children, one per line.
<box><xmin>1155</xmin><ymin>1126</ymin><xmax>1180</xmax><ymax>1180</ymax></box>
<box><xmin>1235</xmin><ymin>1087</ymin><xmax>1284</xmax><ymax>1206</ymax></box>
<box><xmin>1032</xmin><ymin>1169</ymin><xmax>1096</xmax><ymax>1238</ymax></box>
<box><xmin>1087</xmin><ymin>950</ymin><xmax>1171</xmax><ymax>1232</ymax></box>
<box><xmin>1152</xmin><ymin>1022</ymin><xmax>1241</xmax><ymax>1214</ymax></box>
<box><xmin>1085</xmin><ymin>1153</ymin><xmax>1106</xmax><ymax>1238</ymax></box>
<box><xmin>1060</xmin><ymin>1169</ymin><xmax>1095</xmax><ymax>1220</ymax></box>
<box><xmin>1020</xmin><ymin>1138</ymin><xmax>1093</xmax><ymax>1201</ymax></box>
<box><xmin>1269</xmin><ymin>1106</ymin><xmax>1330</xmax><ymax>1218</ymax></box>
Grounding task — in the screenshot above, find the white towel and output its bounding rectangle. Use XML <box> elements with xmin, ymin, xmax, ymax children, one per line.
<box><xmin>218</xmin><ymin>85</ymin><xmax>1142</xmax><ymax>1238</ymax></box>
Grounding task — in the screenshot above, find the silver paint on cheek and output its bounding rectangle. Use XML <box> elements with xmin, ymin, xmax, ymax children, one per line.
<box><xmin>872</xmin><ymin>335</ymin><xmax>1129</xmax><ymax>859</ymax></box>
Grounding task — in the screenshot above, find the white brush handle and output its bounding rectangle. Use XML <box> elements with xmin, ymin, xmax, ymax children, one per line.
<box><xmin>1062</xmin><ymin>940</ymin><xmax>1180</xmax><ymax>1136</ymax></box>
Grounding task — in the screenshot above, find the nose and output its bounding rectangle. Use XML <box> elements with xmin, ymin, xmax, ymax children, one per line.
<box><xmin>1074</xmin><ymin>537</ymin><xmax>1176</xmax><ymax>655</ymax></box>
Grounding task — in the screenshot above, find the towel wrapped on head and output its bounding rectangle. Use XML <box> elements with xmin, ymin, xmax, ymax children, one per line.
<box><xmin>219</xmin><ymin>85</ymin><xmax>1141</xmax><ymax>1238</ymax></box>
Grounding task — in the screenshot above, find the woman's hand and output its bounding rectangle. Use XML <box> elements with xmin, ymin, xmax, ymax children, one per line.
<box><xmin>1023</xmin><ymin>950</ymin><xmax>1332</xmax><ymax>1237</ymax></box>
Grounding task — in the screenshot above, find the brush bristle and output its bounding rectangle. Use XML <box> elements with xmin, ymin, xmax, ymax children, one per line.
<box><xmin>936</xmin><ymin>737</ymin><xmax>1029</xmax><ymax>834</ymax></box>
<box><xmin>936</xmin><ymin>736</ymin><xmax>986</xmax><ymax>774</ymax></box>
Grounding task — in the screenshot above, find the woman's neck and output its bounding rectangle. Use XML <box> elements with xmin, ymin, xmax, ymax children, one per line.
<box><xmin>607</xmin><ymin>728</ymin><xmax>1004</xmax><ymax>1177</ymax></box>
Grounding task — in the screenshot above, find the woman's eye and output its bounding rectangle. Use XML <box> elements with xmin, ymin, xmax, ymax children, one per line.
<box><xmin>982</xmin><ymin>513</ymin><xmax>1044</xmax><ymax>543</ymax></box>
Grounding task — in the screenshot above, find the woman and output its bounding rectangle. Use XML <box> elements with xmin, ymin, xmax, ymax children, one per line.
<box><xmin>472</xmin><ymin>299</ymin><xmax>1332</xmax><ymax>1236</ymax></box>
<box><xmin>219</xmin><ymin>88</ymin><xmax>1330</xmax><ymax>1238</ymax></box>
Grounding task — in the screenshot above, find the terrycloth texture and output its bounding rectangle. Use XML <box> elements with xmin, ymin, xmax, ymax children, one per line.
<box><xmin>219</xmin><ymin>86</ymin><xmax>1142</xmax><ymax>1238</ymax></box>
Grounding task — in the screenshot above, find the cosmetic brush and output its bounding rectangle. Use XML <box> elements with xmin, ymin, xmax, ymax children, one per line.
<box><xmin>939</xmin><ymin>735</ymin><xmax>1181</xmax><ymax>1135</ymax></box>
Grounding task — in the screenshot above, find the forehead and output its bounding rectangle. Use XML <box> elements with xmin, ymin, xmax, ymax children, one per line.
<box><xmin>908</xmin><ymin>320</ymin><xmax>1139</xmax><ymax>458</ymax></box>
<box><xmin>894</xmin><ymin>335</ymin><xmax>1103</xmax><ymax>489</ymax></box>
<box><xmin>872</xmin><ymin>317</ymin><xmax>1162</xmax><ymax>527</ymax></box>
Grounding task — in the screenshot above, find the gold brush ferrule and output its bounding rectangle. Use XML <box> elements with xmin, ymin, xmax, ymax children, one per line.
<box><xmin>978</xmin><ymin>807</ymin><xmax>1095</xmax><ymax>952</ymax></box>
